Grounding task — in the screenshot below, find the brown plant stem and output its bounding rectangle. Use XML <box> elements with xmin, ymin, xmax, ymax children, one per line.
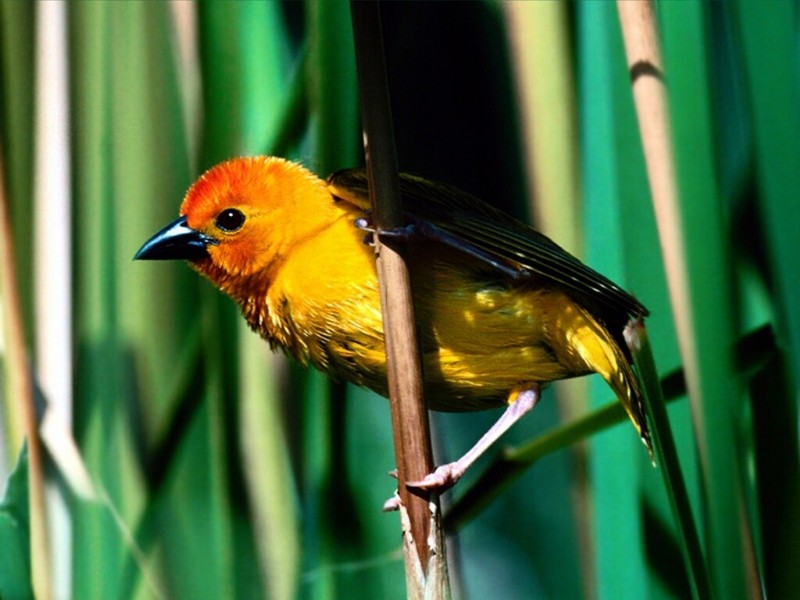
<box><xmin>349</xmin><ymin>2</ymin><xmax>448</xmax><ymax>595</ymax></box>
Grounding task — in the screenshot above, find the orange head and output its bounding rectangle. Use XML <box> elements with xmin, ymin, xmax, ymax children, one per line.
<box><xmin>135</xmin><ymin>156</ymin><xmax>333</xmax><ymax>293</ymax></box>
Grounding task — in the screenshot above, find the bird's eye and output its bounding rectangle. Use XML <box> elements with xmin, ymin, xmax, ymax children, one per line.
<box><xmin>215</xmin><ymin>208</ymin><xmax>245</xmax><ymax>232</ymax></box>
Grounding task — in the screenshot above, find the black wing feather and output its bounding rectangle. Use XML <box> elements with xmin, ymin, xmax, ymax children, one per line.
<box><xmin>327</xmin><ymin>169</ymin><xmax>648</xmax><ymax>318</ymax></box>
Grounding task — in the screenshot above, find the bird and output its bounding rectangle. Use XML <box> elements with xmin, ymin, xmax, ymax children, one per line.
<box><xmin>135</xmin><ymin>156</ymin><xmax>651</xmax><ymax>490</ymax></box>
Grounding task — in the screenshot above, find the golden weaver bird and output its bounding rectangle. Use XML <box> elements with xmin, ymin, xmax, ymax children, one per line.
<box><xmin>136</xmin><ymin>156</ymin><xmax>650</xmax><ymax>490</ymax></box>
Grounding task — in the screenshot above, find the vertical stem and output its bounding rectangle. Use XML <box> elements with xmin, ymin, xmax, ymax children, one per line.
<box><xmin>349</xmin><ymin>2</ymin><xmax>447</xmax><ymax>593</ymax></box>
<box><xmin>34</xmin><ymin>2</ymin><xmax>72</xmax><ymax>596</ymax></box>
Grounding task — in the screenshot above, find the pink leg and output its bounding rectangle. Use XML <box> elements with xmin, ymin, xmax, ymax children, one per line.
<box><xmin>407</xmin><ymin>385</ymin><xmax>541</xmax><ymax>491</ymax></box>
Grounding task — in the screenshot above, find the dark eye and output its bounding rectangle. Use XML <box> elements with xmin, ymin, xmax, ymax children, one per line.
<box><xmin>215</xmin><ymin>208</ymin><xmax>245</xmax><ymax>232</ymax></box>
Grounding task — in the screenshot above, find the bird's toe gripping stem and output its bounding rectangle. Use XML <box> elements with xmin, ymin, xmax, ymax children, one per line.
<box><xmin>355</xmin><ymin>214</ymin><xmax>418</xmax><ymax>247</ymax></box>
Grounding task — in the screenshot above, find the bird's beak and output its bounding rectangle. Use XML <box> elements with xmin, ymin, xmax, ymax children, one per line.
<box><xmin>134</xmin><ymin>216</ymin><xmax>217</xmax><ymax>261</ymax></box>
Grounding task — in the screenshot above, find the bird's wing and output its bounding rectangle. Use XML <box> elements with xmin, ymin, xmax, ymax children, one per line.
<box><xmin>327</xmin><ymin>168</ymin><xmax>648</xmax><ymax>318</ymax></box>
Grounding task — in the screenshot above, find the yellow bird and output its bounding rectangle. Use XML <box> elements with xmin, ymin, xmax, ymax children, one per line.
<box><xmin>136</xmin><ymin>156</ymin><xmax>650</xmax><ymax>489</ymax></box>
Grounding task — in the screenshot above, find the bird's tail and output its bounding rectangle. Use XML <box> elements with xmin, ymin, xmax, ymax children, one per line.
<box><xmin>552</xmin><ymin>301</ymin><xmax>652</xmax><ymax>456</ymax></box>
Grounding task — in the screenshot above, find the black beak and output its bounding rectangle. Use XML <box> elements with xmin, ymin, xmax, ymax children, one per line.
<box><xmin>134</xmin><ymin>216</ymin><xmax>217</xmax><ymax>261</ymax></box>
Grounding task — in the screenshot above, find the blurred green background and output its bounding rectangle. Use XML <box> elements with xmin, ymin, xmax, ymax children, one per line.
<box><xmin>0</xmin><ymin>2</ymin><xmax>797</xmax><ymax>599</ymax></box>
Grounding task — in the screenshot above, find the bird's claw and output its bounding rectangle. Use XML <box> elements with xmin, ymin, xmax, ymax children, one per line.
<box><xmin>355</xmin><ymin>215</ymin><xmax>417</xmax><ymax>245</ymax></box>
<box><xmin>382</xmin><ymin>462</ymin><xmax>462</xmax><ymax>511</ymax></box>
<box><xmin>406</xmin><ymin>462</ymin><xmax>464</xmax><ymax>492</ymax></box>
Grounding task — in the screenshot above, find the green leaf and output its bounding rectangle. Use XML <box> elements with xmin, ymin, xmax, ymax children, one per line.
<box><xmin>0</xmin><ymin>443</ymin><xmax>34</xmax><ymax>600</ymax></box>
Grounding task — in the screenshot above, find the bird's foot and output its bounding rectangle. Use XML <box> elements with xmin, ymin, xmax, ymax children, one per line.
<box><xmin>382</xmin><ymin>462</ymin><xmax>460</xmax><ymax>510</ymax></box>
<box><xmin>383</xmin><ymin>386</ymin><xmax>540</xmax><ymax>506</ymax></box>
<box><xmin>355</xmin><ymin>215</ymin><xmax>417</xmax><ymax>246</ymax></box>
<box><xmin>406</xmin><ymin>462</ymin><xmax>465</xmax><ymax>492</ymax></box>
